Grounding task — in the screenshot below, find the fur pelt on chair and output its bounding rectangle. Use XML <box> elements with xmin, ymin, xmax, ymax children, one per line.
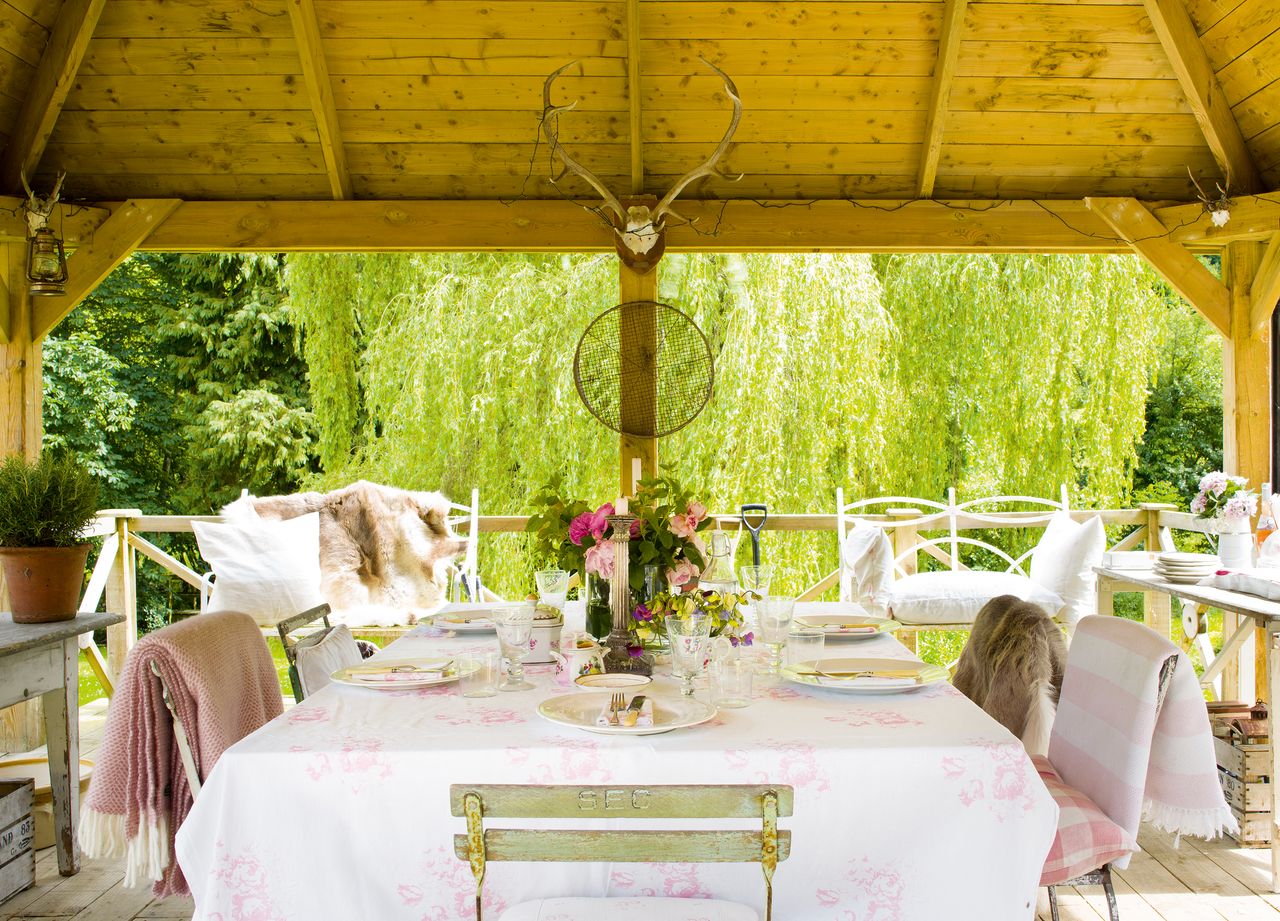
<box><xmin>222</xmin><ymin>481</ymin><xmax>468</xmax><ymax>627</ymax></box>
<box><xmin>952</xmin><ymin>594</ymin><xmax>1068</xmax><ymax>756</ymax></box>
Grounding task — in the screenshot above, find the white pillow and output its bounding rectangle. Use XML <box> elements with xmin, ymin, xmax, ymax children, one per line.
<box><xmin>889</xmin><ymin>571</ymin><xmax>1064</xmax><ymax>625</ymax></box>
<box><xmin>294</xmin><ymin>624</ymin><xmax>362</xmax><ymax>698</ymax></box>
<box><xmin>840</xmin><ymin>522</ymin><xmax>894</xmax><ymax>614</ymax></box>
<box><xmin>193</xmin><ymin>513</ymin><xmax>326</xmax><ymax>626</ymax></box>
<box><xmin>1030</xmin><ymin>512</ymin><xmax>1106</xmax><ymax>631</ymax></box>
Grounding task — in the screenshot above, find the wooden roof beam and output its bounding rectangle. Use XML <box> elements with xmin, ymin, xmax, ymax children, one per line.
<box><xmin>917</xmin><ymin>0</ymin><xmax>968</xmax><ymax>198</ymax></box>
<box><xmin>0</xmin><ymin>0</ymin><xmax>107</xmax><ymax>194</ymax></box>
<box><xmin>31</xmin><ymin>198</ymin><xmax>181</xmax><ymax>340</ymax></box>
<box><xmin>1156</xmin><ymin>193</ymin><xmax>1280</xmax><ymax>244</ymax></box>
<box><xmin>1087</xmin><ymin>196</ymin><xmax>1229</xmax><ymax>335</ymax></box>
<box><xmin>286</xmin><ymin>0</ymin><xmax>352</xmax><ymax>200</ymax></box>
<box><xmin>0</xmin><ymin>198</ymin><xmax>110</xmax><ymax>245</ymax></box>
<box><xmin>1249</xmin><ymin>234</ymin><xmax>1280</xmax><ymax>333</ymax></box>
<box><xmin>626</xmin><ymin>0</ymin><xmax>644</xmax><ymax>194</ymax></box>
<box><xmin>1143</xmin><ymin>0</ymin><xmax>1263</xmax><ymax>194</ymax></box>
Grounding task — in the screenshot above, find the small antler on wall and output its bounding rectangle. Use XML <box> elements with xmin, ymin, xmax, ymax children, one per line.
<box><xmin>541</xmin><ymin>58</ymin><xmax>742</xmax><ymax>273</ymax></box>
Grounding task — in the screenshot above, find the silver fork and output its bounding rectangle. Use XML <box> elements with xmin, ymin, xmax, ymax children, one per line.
<box><xmin>609</xmin><ymin>692</ymin><xmax>624</xmax><ymax>726</ymax></box>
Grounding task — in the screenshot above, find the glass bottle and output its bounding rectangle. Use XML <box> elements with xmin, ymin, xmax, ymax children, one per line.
<box><xmin>1257</xmin><ymin>481</ymin><xmax>1277</xmax><ymax>551</ymax></box>
<box><xmin>698</xmin><ymin>530</ymin><xmax>738</xmax><ymax>594</ymax></box>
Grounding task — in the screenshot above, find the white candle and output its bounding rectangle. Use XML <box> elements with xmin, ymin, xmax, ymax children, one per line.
<box><xmin>631</xmin><ymin>457</ymin><xmax>642</xmax><ymax>494</ymax></box>
<box><xmin>616</xmin><ymin>496</ymin><xmax>629</xmax><ymax>515</ymax></box>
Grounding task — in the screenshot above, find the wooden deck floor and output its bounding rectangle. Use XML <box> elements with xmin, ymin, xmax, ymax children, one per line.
<box><xmin>2</xmin><ymin>704</ymin><xmax>1280</xmax><ymax>920</ymax></box>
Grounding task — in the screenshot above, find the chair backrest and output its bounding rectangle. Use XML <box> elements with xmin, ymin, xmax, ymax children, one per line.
<box><xmin>836</xmin><ymin>485</ymin><xmax>1070</xmax><ymax>579</ymax></box>
<box><xmin>450</xmin><ymin>783</ymin><xmax>794</xmax><ymax>921</ymax></box>
<box><xmin>276</xmin><ymin>603</ymin><xmax>340</xmax><ymax>702</ymax></box>
<box><xmin>1048</xmin><ymin>615</ymin><xmax>1179</xmax><ymax>854</ymax></box>
<box><xmin>445</xmin><ymin>487</ymin><xmax>483</xmax><ymax>600</ymax></box>
<box><xmin>149</xmin><ymin>661</ymin><xmax>202</xmax><ymax>798</ymax></box>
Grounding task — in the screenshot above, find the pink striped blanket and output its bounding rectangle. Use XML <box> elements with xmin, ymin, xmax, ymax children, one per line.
<box><xmin>80</xmin><ymin>611</ymin><xmax>282</xmax><ymax>896</ymax></box>
<box><xmin>1048</xmin><ymin>615</ymin><xmax>1234</xmax><ymax>864</ymax></box>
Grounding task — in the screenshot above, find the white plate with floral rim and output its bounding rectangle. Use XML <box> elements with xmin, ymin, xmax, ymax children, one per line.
<box><xmin>537</xmin><ymin>692</ymin><xmax>715</xmax><ymax>736</ymax></box>
<box><xmin>331</xmin><ymin>658</ymin><xmax>467</xmax><ymax>691</ymax></box>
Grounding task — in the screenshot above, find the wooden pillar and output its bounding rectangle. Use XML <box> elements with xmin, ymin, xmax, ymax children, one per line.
<box><xmin>619</xmin><ymin>262</ymin><xmax>658</xmax><ymax>496</ymax></box>
<box><xmin>103</xmin><ymin>512</ymin><xmax>138</xmax><ymax>679</ymax></box>
<box><xmin>0</xmin><ymin>241</ymin><xmax>46</xmax><ymax>753</ymax></box>
<box><xmin>1225</xmin><ymin>241</ymin><xmax>1273</xmax><ymax>703</ymax></box>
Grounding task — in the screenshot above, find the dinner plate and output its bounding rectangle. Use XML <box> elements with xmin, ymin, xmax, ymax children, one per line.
<box><xmin>574</xmin><ymin>672</ymin><xmax>653</xmax><ymax>691</ymax></box>
<box><xmin>537</xmin><ymin>692</ymin><xmax>716</xmax><ymax>736</ymax></box>
<box><xmin>782</xmin><ymin>657</ymin><xmax>948</xmax><ymax>694</ymax></box>
<box><xmin>331</xmin><ymin>658</ymin><xmax>465</xmax><ymax>690</ymax></box>
<box><xmin>430</xmin><ymin>615</ymin><xmax>496</xmax><ymax>633</ymax></box>
<box><xmin>795</xmin><ymin>614</ymin><xmax>900</xmax><ymax>639</ymax></box>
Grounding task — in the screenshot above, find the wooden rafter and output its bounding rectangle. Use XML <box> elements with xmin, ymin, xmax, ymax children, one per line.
<box><xmin>1086</xmin><ymin>196</ymin><xmax>1229</xmax><ymax>336</ymax></box>
<box><xmin>0</xmin><ymin>198</ymin><xmax>110</xmax><ymax>246</ymax></box>
<box><xmin>1249</xmin><ymin>234</ymin><xmax>1280</xmax><ymax>333</ymax></box>
<box><xmin>626</xmin><ymin>0</ymin><xmax>644</xmax><ymax>194</ymax></box>
<box><xmin>31</xmin><ymin>199</ymin><xmax>181</xmax><ymax>340</ymax></box>
<box><xmin>285</xmin><ymin>0</ymin><xmax>353</xmax><ymax>201</ymax></box>
<box><xmin>916</xmin><ymin>0</ymin><xmax>968</xmax><ymax>198</ymax></box>
<box><xmin>135</xmin><ymin>199</ymin><xmax>1132</xmax><ymax>253</ymax></box>
<box><xmin>1142</xmin><ymin>0</ymin><xmax>1262</xmax><ymax>194</ymax></box>
<box><xmin>0</xmin><ymin>0</ymin><xmax>107</xmax><ymax>194</ymax></box>
<box><xmin>1156</xmin><ymin>193</ymin><xmax>1280</xmax><ymax>245</ymax></box>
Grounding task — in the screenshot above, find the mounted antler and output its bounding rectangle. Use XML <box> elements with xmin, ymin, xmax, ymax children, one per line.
<box><xmin>541</xmin><ymin>58</ymin><xmax>742</xmax><ymax>273</ymax></box>
<box><xmin>21</xmin><ymin>170</ymin><xmax>65</xmax><ymax>236</ymax></box>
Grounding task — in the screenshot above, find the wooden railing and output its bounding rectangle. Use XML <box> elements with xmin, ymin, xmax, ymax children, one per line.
<box><xmin>81</xmin><ymin>500</ymin><xmax>1227</xmax><ymax>689</ymax></box>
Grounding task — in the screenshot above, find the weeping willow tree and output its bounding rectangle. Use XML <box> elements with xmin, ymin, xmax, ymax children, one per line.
<box><xmin>286</xmin><ymin>251</ymin><xmax>1173</xmax><ymax>598</ymax></box>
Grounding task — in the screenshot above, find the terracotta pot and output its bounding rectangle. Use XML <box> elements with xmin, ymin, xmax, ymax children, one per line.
<box><xmin>0</xmin><ymin>544</ymin><xmax>91</xmax><ymax>624</ymax></box>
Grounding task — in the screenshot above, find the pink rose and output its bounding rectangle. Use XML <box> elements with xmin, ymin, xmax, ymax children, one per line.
<box><xmin>585</xmin><ymin>541</ymin><xmax>614</xmax><ymax>579</ymax></box>
<box><xmin>687</xmin><ymin>501</ymin><xmax>707</xmax><ymax>521</ymax></box>
<box><xmin>669</xmin><ymin>512</ymin><xmax>698</xmax><ymax>540</ymax></box>
<box><xmin>666</xmin><ymin>558</ymin><xmax>699</xmax><ymax>587</ymax></box>
<box><xmin>569</xmin><ymin>503</ymin><xmax>615</xmax><ymax>546</ymax></box>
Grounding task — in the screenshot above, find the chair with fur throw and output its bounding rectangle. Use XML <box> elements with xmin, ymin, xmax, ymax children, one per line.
<box><xmin>952</xmin><ymin>594</ymin><xmax>1068</xmax><ymax>756</ymax></box>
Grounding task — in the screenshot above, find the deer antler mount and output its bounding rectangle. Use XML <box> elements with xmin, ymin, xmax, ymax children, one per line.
<box><xmin>541</xmin><ymin>58</ymin><xmax>742</xmax><ymax>274</ymax></box>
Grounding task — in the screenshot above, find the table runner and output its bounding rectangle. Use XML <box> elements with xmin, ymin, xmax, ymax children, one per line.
<box><xmin>175</xmin><ymin>603</ymin><xmax>1057</xmax><ymax>921</ymax></box>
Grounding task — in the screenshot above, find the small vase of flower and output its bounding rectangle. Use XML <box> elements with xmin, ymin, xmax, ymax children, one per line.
<box><xmin>1192</xmin><ymin>471</ymin><xmax>1257</xmax><ymax>568</ymax></box>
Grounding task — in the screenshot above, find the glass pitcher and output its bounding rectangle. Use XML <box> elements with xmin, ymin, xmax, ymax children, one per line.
<box><xmin>698</xmin><ymin>530</ymin><xmax>738</xmax><ymax>594</ymax></box>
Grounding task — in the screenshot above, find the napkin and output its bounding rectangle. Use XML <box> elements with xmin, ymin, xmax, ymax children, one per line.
<box><xmin>595</xmin><ymin>697</ymin><xmax>654</xmax><ymax>728</ymax></box>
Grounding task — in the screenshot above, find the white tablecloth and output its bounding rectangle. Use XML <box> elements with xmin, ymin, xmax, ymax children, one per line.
<box><xmin>176</xmin><ymin>603</ymin><xmax>1057</xmax><ymax>921</ymax></box>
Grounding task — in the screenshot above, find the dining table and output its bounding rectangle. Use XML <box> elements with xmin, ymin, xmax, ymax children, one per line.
<box><xmin>175</xmin><ymin>601</ymin><xmax>1058</xmax><ymax>921</ymax></box>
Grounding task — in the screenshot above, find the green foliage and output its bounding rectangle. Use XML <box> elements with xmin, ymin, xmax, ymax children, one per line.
<box><xmin>0</xmin><ymin>452</ymin><xmax>100</xmax><ymax>547</ymax></box>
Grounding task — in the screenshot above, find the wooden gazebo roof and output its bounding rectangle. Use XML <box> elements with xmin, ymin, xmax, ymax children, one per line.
<box><xmin>0</xmin><ymin>0</ymin><xmax>1273</xmax><ymax>205</ymax></box>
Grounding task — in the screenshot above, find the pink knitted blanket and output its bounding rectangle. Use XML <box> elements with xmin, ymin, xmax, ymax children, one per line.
<box><xmin>80</xmin><ymin>610</ymin><xmax>282</xmax><ymax>896</ymax></box>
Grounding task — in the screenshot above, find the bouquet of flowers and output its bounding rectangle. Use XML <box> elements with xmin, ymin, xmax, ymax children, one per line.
<box><xmin>1191</xmin><ymin>471</ymin><xmax>1257</xmax><ymax>526</ymax></box>
<box><xmin>634</xmin><ymin>588</ymin><xmax>755</xmax><ymax>647</ymax></box>
<box><xmin>526</xmin><ymin>473</ymin><xmax>711</xmax><ymax>593</ymax></box>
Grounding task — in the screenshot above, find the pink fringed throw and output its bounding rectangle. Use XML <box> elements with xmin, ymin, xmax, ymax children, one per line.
<box><xmin>80</xmin><ymin>610</ymin><xmax>282</xmax><ymax>896</ymax></box>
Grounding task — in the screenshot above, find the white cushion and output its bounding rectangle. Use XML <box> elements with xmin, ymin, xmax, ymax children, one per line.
<box><xmin>294</xmin><ymin>624</ymin><xmax>362</xmax><ymax>697</ymax></box>
<box><xmin>1029</xmin><ymin>513</ymin><xmax>1106</xmax><ymax>631</ymax></box>
<box><xmin>193</xmin><ymin>512</ymin><xmax>326</xmax><ymax>626</ymax></box>
<box><xmin>499</xmin><ymin>898</ymin><xmax>758</xmax><ymax>921</ymax></box>
<box><xmin>889</xmin><ymin>571</ymin><xmax>1064</xmax><ymax>625</ymax></box>
<box><xmin>840</xmin><ymin>522</ymin><xmax>894</xmax><ymax>615</ymax></box>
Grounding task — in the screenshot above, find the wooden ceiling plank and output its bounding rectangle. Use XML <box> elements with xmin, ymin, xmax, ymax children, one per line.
<box><xmin>1142</xmin><ymin>0</ymin><xmax>1263</xmax><ymax>192</ymax></box>
<box><xmin>286</xmin><ymin>0</ymin><xmax>352</xmax><ymax>200</ymax></box>
<box><xmin>1086</xmin><ymin>195</ymin><xmax>1230</xmax><ymax>334</ymax></box>
<box><xmin>0</xmin><ymin>0</ymin><xmax>107</xmax><ymax>194</ymax></box>
<box><xmin>1249</xmin><ymin>232</ymin><xmax>1280</xmax><ymax>332</ymax></box>
<box><xmin>916</xmin><ymin>0</ymin><xmax>967</xmax><ymax>197</ymax></box>
<box><xmin>626</xmin><ymin>0</ymin><xmax>643</xmax><ymax>193</ymax></box>
<box><xmin>30</xmin><ymin>197</ymin><xmax>180</xmax><ymax>339</ymax></box>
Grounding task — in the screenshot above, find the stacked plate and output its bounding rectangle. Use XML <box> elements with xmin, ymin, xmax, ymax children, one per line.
<box><xmin>1153</xmin><ymin>552</ymin><xmax>1219</xmax><ymax>584</ymax></box>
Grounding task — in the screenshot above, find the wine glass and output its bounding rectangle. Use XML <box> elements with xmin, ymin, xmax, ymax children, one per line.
<box><xmin>495</xmin><ymin>602</ymin><xmax>536</xmax><ymax>691</ymax></box>
<box><xmin>666</xmin><ymin>614</ymin><xmax>712</xmax><ymax>697</ymax></box>
<box><xmin>534</xmin><ymin>568</ymin><xmax>569</xmax><ymax>615</ymax></box>
<box><xmin>756</xmin><ymin>596</ymin><xmax>796</xmax><ymax>679</ymax></box>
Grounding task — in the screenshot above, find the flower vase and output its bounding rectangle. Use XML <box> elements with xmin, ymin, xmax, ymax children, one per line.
<box><xmin>1217</xmin><ymin>519</ymin><xmax>1254</xmax><ymax>570</ymax></box>
<box><xmin>585</xmin><ymin>572</ymin><xmax>613</xmax><ymax>640</ymax></box>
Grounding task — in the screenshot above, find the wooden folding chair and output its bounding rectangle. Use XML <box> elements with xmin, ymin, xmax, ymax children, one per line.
<box><xmin>275</xmin><ymin>603</ymin><xmax>339</xmax><ymax>702</ymax></box>
<box><xmin>450</xmin><ymin>783</ymin><xmax>793</xmax><ymax>921</ymax></box>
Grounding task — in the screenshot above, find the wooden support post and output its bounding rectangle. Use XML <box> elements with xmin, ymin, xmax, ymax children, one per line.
<box><xmin>618</xmin><ymin>260</ymin><xmax>658</xmax><ymax>495</ymax></box>
<box><xmin>1225</xmin><ymin>241</ymin><xmax>1273</xmax><ymax>703</ymax></box>
<box><xmin>1140</xmin><ymin>504</ymin><xmax>1172</xmax><ymax>640</ymax></box>
<box><xmin>103</xmin><ymin>511</ymin><xmax>139</xmax><ymax>680</ymax></box>
<box><xmin>0</xmin><ymin>242</ymin><xmax>44</xmax><ymax>753</ymax></box>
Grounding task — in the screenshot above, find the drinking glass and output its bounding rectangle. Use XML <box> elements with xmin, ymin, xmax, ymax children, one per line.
<box><xmin>785</xmin><ymin>626</ymin><xmax>826</xmax><ymax>669</ymax></box>
<box><xmin>642</xmin><ymin>565</ymin><xmax>661</xmax><ymax>603</ymax></box>
<box><xmin>711</xmin><ymin>657</ymin><xmax>754</xmax><ymax>708</ymax></box>
<box><xmin>535</xmin><ymin>568</ymin><xmax>569</xmax><ymax>614</ymax></box>
<box><xmin>495</xmin><ymin>602</ymin><xmax>536</xmax><ymax>691</ymax></box>
<box><xmin>756</xmin><ymin>596</ymin><xmax>796</xmax><ymax>678</ymax></box>
<box><xmin>457</xmin><ymin>651</ymin><xmax>500</xmax><ymax>698</ymax></box>
<box><xmin>666</xmin><ymin>615</ymin><xmax>713</xmax><ymax>697</ymax></box>
<box><xmin>738</xmin><ymin>565</ymin><xmax>773</xmax><ymax>595</ymax></box>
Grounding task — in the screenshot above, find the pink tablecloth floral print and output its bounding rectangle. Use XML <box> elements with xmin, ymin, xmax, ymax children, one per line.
<box><xmin>175</xmin><ymin>605</ymin><xmax>1057</xmax><ymax>921</ymax></box>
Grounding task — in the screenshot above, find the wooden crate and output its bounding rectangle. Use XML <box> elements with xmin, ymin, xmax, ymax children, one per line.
<box><xmin>0</xmin><ymin>779</ymin><xmax>34</xmax><ymax>905</ymax></box>
<box><xmin>1214</xmin><ymin>735</ymin><xmax>1270</xmax><ymax>784</ymax></box>
<box><xmin>1230</xmin><ymin>806</ymin><xmax>1273</xmax><ymax>848</ymax></box>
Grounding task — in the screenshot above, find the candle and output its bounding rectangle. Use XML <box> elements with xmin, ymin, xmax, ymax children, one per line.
<box><xmin>616</xmin><ymin>496</ymin><xmax>629</xmax><ymax>515</ymax></box>
<box><xmin>631</xmin><ymin>458</ymin><xmax>642</xmax><ymax>494</ymax></box>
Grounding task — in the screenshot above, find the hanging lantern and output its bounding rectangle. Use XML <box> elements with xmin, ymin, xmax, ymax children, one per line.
<box><xmin>26</xmin><ymin>225</ymin><xmax>67</xmax><ymax>297</ymax></box>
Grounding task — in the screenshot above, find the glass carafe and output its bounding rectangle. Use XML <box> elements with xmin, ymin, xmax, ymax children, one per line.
<box><xmin>698</xmin><ymin>530</ymin><xmax>738</xmax><ymax>594</ymax></box>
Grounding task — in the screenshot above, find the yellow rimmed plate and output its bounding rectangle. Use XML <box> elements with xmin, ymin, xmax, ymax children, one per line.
<box><xmin>783</xmin><ymin>656</ymin><xmax>947</xmax><ymax>694</ymax></box>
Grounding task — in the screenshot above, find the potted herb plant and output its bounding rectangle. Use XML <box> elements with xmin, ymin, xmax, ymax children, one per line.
<box><xmin>0</xmin><ymin>452</ymin><xmax>100</xmax><ymax>623</ymax></box>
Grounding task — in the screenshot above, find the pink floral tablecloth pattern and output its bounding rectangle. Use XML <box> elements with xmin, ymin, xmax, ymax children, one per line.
<box><xmin>176</xmin><ymin>604</ymin><xmax>1057</xmax><ymax>921</ymax></box>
